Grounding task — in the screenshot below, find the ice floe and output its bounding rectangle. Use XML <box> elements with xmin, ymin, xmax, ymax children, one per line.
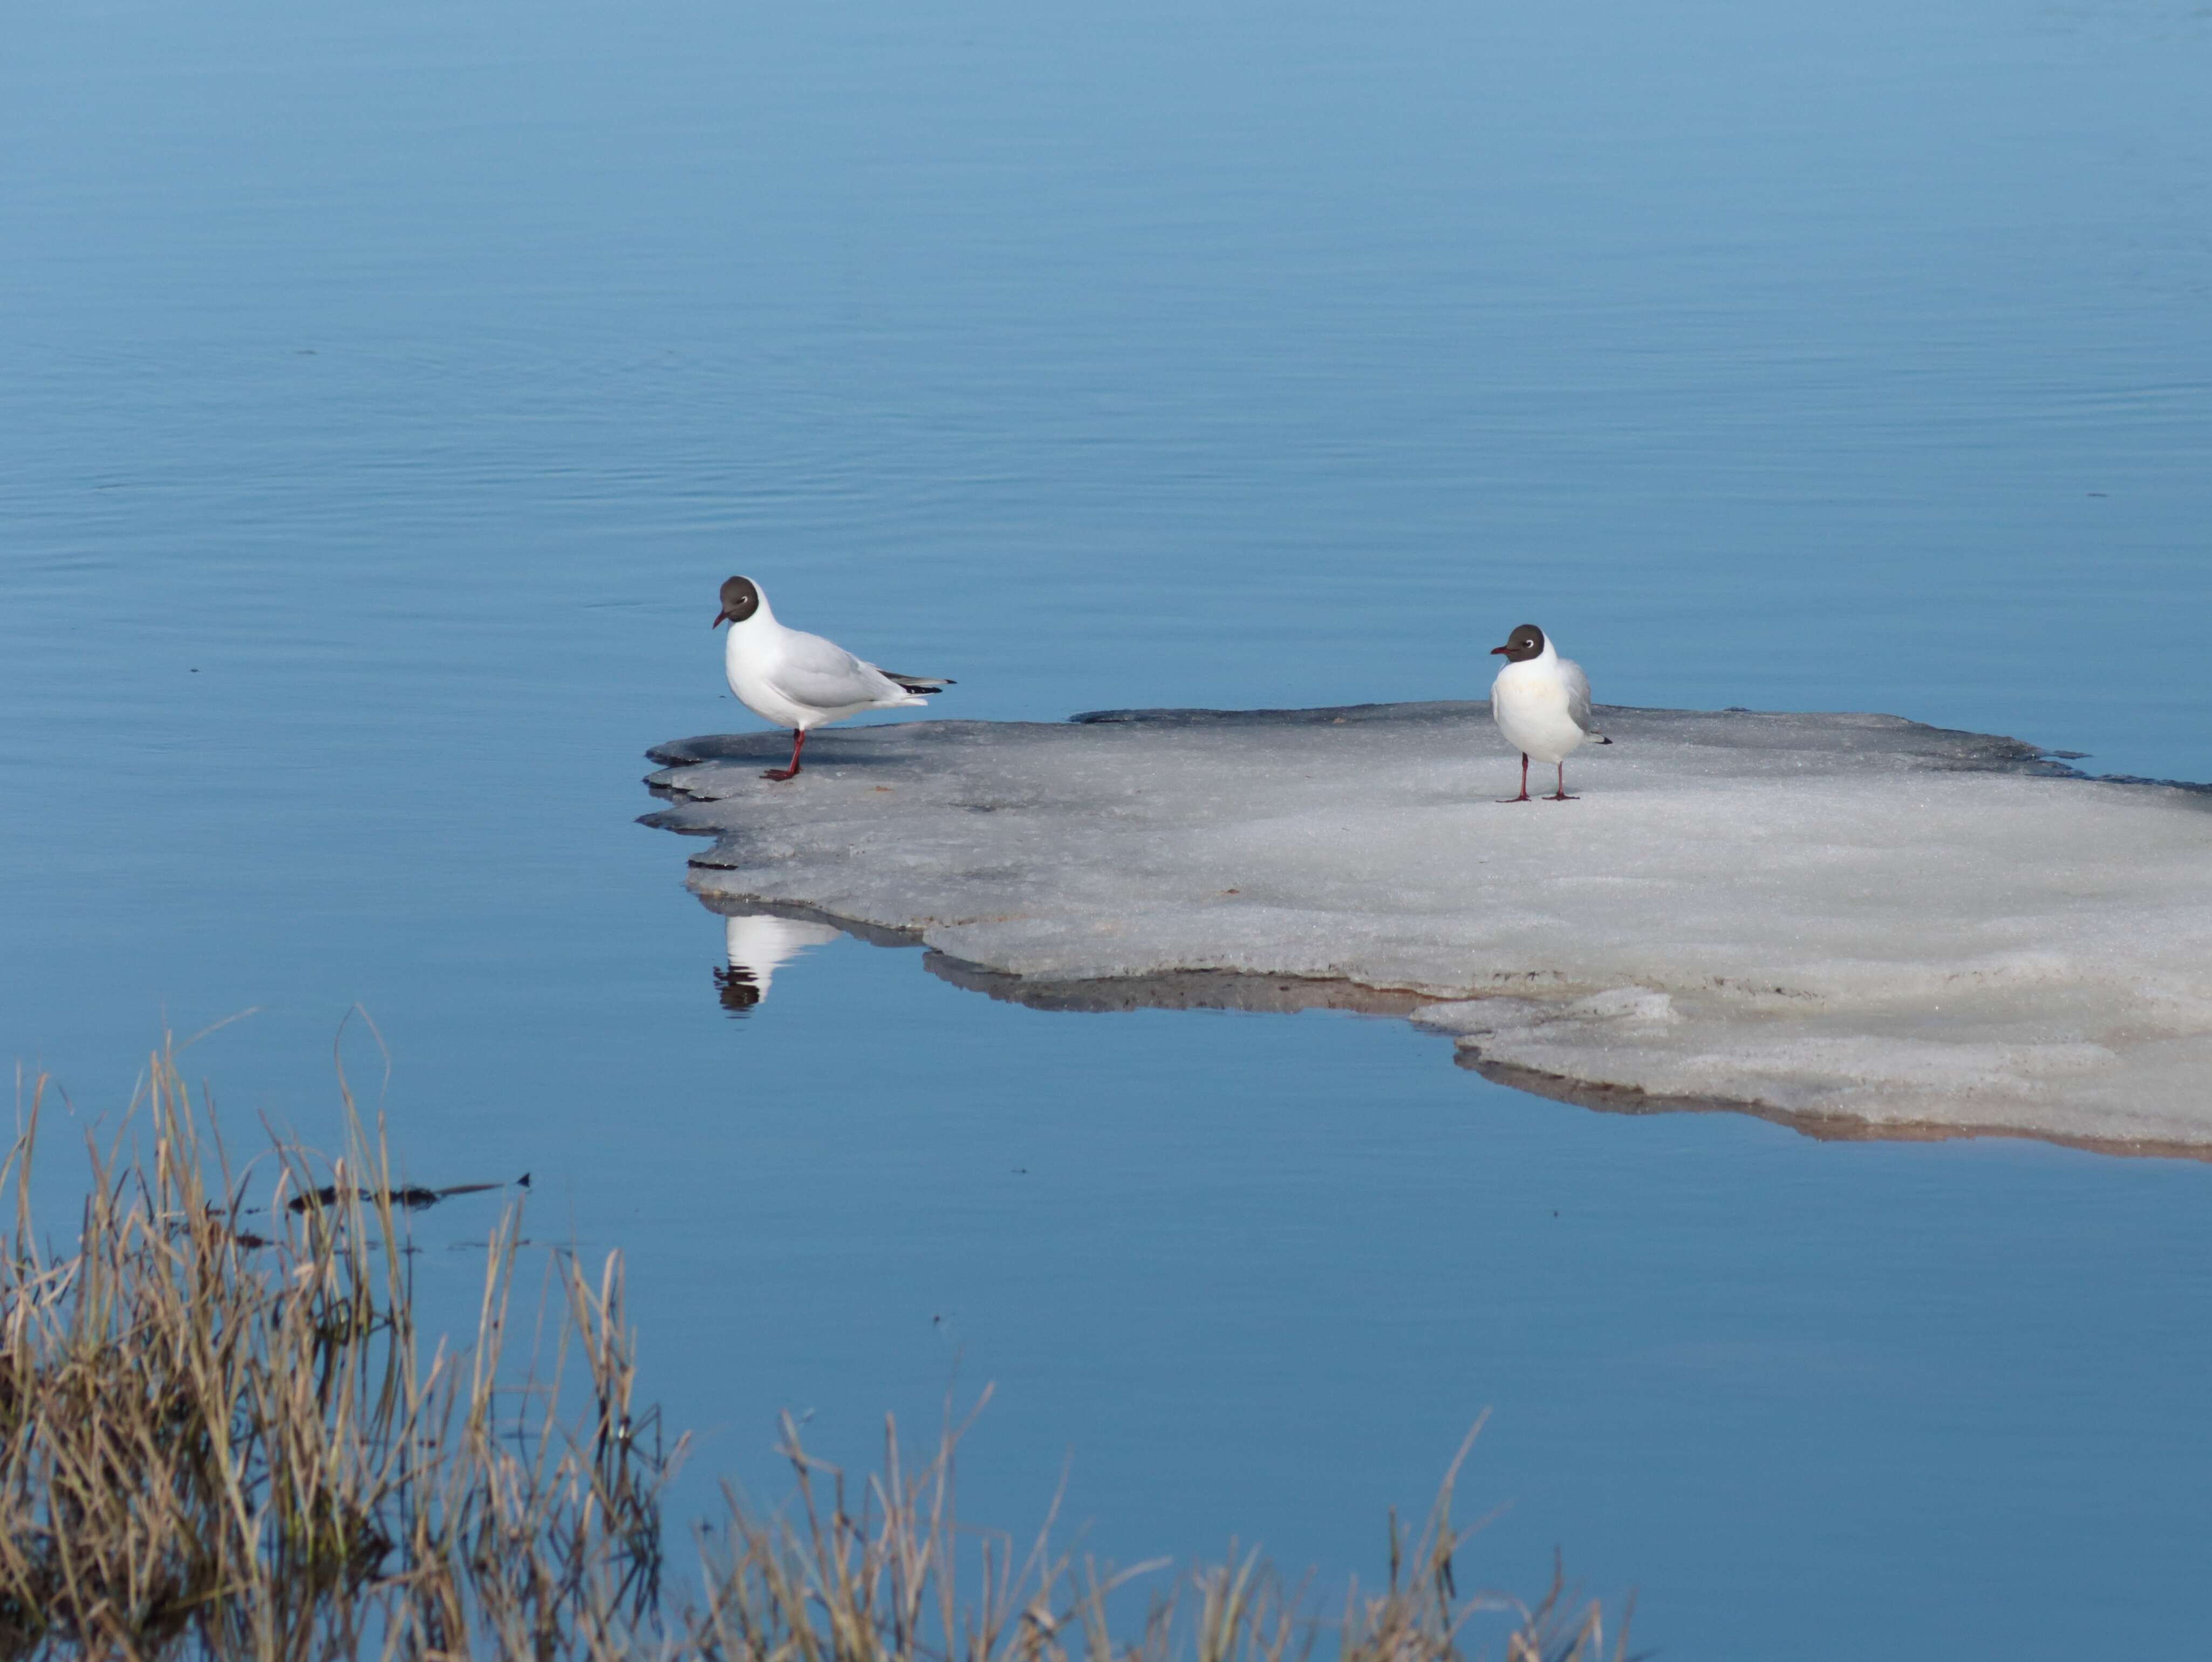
<box><xmin>641</xmin><ymin>702</ymin><xmax>2212</xmax><ymax>1154</ymax></box>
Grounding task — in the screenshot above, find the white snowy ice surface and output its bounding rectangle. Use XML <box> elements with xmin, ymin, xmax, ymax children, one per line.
<box><xmin>641</xmin><ymin>703</ymin><xmax>2212</xmax><ymax>1153</ymax></box>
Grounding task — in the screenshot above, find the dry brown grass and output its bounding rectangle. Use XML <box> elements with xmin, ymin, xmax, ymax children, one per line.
<box><xmin>0</xmin><ymin>1046</ymin><xmax>1633</xmax><ymax>1662</ymax></box>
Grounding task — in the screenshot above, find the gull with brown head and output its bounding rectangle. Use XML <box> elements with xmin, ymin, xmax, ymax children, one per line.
<box><xmin>1489</xmin><ymin>623</ymin><xmax>1610</xmax><ymax>802</ymax></box>
<box><xmin>712</xmin><ymin>576</ymin><xmax>953</xmax><ymax>781</ymax></box>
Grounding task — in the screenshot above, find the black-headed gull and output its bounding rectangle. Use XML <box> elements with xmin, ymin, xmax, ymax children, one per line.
<box><xmin>1489</xmin><ymin>623</ymin><xmax>1610</xmax><ymax>802</ymax></box>
<box><xmin>711</xmin><ymin>575</ymin><xmax>953</xmax><ymax>781</ymax></box>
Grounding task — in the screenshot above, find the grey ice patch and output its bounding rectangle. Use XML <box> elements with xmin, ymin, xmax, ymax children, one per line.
<box><xmin>643</xmin><ymin>703</ymin><xmax>2212</xmax><ymax>1155</ymax></box>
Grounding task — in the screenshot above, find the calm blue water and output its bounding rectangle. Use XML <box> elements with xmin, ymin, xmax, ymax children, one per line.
<box><xmin>5</xmin><ymin>1</ymin><xmax>2210</xmax><ymax>1656</ymax></box>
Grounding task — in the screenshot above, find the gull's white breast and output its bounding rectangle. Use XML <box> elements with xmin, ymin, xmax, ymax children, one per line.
<box><xmin>1491</xmin><ymin>655</ymin><xmax>1593</xmax><ymax>764</ymax></box>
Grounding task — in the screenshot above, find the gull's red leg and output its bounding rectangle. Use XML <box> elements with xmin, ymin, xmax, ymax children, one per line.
<box><xmin>1501</xmin><ymin>753</ymin><xmax>1532</xmax><ymax>804</ymax></box>
<box><xmin>1547</xmin><ymin>761</ymin><xmax>1577</xmax><ymax>802</ymax></box>
<box><xmin>762</xmin><ymin>728</ymin><xmax>807</xmax><ymax>782</ymax></box>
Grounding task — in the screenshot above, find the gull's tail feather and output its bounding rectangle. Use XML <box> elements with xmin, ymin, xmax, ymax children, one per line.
<box><xmin>883</xmin><ymin>672</ymin><xmax>954</xmax><ymax>694</ymax></box>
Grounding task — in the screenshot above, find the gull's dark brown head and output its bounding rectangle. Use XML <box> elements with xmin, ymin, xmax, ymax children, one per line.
<box><xmin>1490</xmin><ymin>624</ymin><xmax>1546</xmax><ymax>663</ymax></box>
<box><xmin>713</xmin><ymin>575</ymin><xmax>761</xmax><ymax>628</ymax></box>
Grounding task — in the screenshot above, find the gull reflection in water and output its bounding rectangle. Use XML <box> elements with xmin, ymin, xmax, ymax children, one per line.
<box><xmin>712</xmin><ymin>912</ymin><xmax>843</xmax><ymax>1014</ymax></box>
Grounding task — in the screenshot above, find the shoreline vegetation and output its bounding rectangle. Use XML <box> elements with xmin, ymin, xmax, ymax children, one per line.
<box><xmin>0</xmin><ymin>1046</ymin><xmax>1629</xmax><ymax>1661</ymax></box>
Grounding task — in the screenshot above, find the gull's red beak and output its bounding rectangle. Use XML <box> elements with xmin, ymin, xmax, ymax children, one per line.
<box><xmin>1490</xmin><ymin>645</ymin><xmax>1510</xmax><ymax>655</ymax></box>
<box><xmin>712</xmin><ymin>609</ymin><xmax>728</xmax><ymax>629</ymax></box>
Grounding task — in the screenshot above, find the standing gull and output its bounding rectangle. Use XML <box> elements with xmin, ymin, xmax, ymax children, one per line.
<box><xmin>711</xmin><ymin>575</ymin><xmax>953</xmax><ymax>781</ymax></box>
<box><xmin>1489</xmin><ymin>623</ymin><xmax>1610</xmax><ymax>802</ymax></box>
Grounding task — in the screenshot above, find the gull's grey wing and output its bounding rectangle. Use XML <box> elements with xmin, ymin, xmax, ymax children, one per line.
<box><xmin>1562</xmin><ymin>658</ymin><xmax>1601</xmax><ymax>736</ymax></box>
<box><xmin>768</xmin><ymin>628</ymin><xmax>911</xmax><ymax>709</ymax></box>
